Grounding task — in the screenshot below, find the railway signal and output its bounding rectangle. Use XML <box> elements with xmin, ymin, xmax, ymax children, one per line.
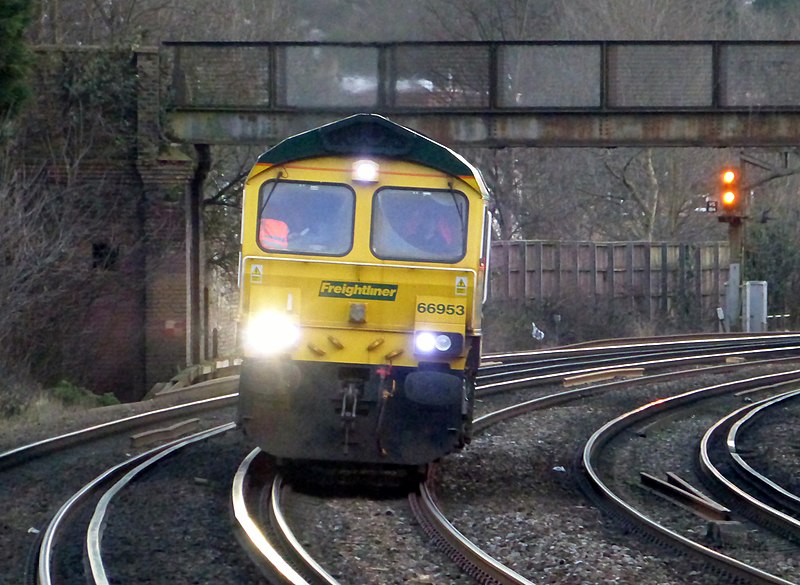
<box><xmin>715</xmin><ymin>165</ymin><xmax>746</xmax><ymax>331</ymax></box>
<box><xmin>718</xmin><ymin>167</ymin><xmax>743</xmax><ymax>223</ymax></box>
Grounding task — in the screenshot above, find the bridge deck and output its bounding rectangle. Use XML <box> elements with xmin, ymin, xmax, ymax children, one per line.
<box><xmin>162</xmin><ymin>41</ymin><xmax>800</xmax><ymax>147</ymax></box>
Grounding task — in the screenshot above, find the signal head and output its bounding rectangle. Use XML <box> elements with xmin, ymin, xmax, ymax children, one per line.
<box><xmin>717</xmin><ymin>166</ymin><xmax>743</xmax><ymax>223</ymax></box>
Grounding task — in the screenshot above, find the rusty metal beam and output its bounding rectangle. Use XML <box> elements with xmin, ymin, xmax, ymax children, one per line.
<box><xmin>165</xmin><ymin>110</ymin><xmax>800</xmax><ymax>148</ymax></box>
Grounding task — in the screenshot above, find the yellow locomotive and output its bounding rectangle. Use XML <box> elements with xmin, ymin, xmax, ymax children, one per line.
<box><xmin>237</xmin><ymin>114</ymin><xmax>490</xmax><ymax>466</ymax></box>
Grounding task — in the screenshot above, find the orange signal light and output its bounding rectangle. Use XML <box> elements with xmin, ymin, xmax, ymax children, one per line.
<box><xmin>721</xmin><ymin>169</ymin><xmax>737</xmax><ymax>184</ymax></box>
<box><xmin>717</xmin><ymin>166</ymin><xmax>743</xmax><ymax>222</ymax></box>
<box><xmin>721</xmin><ymin>190</ymin><xmax>737</xmax><ymax>206</ymax></box>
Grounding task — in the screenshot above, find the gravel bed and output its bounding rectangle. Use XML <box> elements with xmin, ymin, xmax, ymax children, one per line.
<box><xmin>281</xmin><ymin>489</ymin><xmax>473</xmax><ymax>585</ymax></box>
<box><xmin>100</xmin><ymin>428</ymin><xmax>263</xmax><ymax>584</ymax></box>
<box><xmin>439</xmin><ymin>401</ymin><xmax>708</xmax><ymax>584</ymax></box>
<box><xmin>0</xmin><ymin>442</ymin><xmax>114</xmax><ymax>585</ymax></box>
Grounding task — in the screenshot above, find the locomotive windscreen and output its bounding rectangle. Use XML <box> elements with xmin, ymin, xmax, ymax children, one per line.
<box><xmin>371</xmin><ymin>188</ymin><xmax>468</xmax><ymax>263</ymax></box>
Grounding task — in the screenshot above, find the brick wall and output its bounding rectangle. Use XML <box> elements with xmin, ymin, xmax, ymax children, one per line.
<box><xmin>136</xmin><ymin>48</ymin><xmax>195</xmax><ymax>392</ymax></box>
<box><xmin>14</xmin><ymin>46</ymin><xmax>195</xmax><ymax>399</ymax></box>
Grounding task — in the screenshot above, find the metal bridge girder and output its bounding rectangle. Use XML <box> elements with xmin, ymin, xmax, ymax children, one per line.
<box><xmin>165</xmin><ymin>110</ymin><xmax>800</xmax><ymax>148</ymax></box>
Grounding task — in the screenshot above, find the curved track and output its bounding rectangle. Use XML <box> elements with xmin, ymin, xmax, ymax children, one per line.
<box><xmin>582</xmin><ymin>368</ymin><xmax>800</xmax><ymax>584</ymax></box>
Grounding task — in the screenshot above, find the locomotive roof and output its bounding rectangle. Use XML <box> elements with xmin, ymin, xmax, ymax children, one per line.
<box><xmin>255</xmin><ymin>113</ymin><xmax>484</xmax><ymax>184</ymax></box>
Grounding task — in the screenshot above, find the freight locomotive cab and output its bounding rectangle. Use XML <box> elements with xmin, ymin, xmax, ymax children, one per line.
<box><xmin>237</xmin><ymin>114</ymin><xmax>490</xmax><ymax>467</ymax></box>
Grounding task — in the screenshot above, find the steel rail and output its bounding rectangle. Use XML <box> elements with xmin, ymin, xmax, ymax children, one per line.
<box><xmin>479</xmin><ymin>337</ymin><xmax>800</xmax><ymax>381</ymax></box>
<box><xmin>698</xmin><ymin>388</ymin><xmax>800</xmax><ymax>538</ymax></box>
<box><xmin>37</xmin><ymin>423</ymin><xmax>234</xmax><ymax>585</ymax></box>
<box><xmin>553</xmin><ymin>331</ymin><xmax>800</xmax><ymax>351</ymax></box>
<box><xmin>407</xmin><ymin>361</ymin><xmax>696</xmax><ymax>585</ymax></box>
<box><xmin>409</xmin><ymin>481</ymin><xmax>534</xmax><ymax>585</ymax></box>
<box><xmin>404</xmin><ymin>355</ymin><xmax>772</xmax><ymax>583</ymax></box>
<box><xmin>582</xmin><ymin>369</ymin><xmax>800</xmax><ymax>585</ymax></box>
<box><xmin>726</xmin><ymin>388</ymin><xmax>800</xmax><ymax>512</ymax></box>
<box><xmin>30</xmin><ymin>335</ymin><xmax>798</xmax><ymax>584</ymax></box>
<box><xmin>269</xmin><ymin>474</ymin><xmax>339</xmax><ymax>585</ymax></box>
<box><xmin>409</xmin><ymin>357</ymin><xmax>800</xmax><ymax>585</ymax></box>
<box><xmin>474</xmin><ymin>356</ymin><xmax>800</xmax><ymax>436</ymax></box>
<box><xmin>231</xmin><ymin>448</ymin><xmax>338</xmax><ymax>585</ymax></box>
<box><xmin>86</xmin><ymin>423</ymin><xmax>235</xmax><ymax>584</ymax></box>
<box><xmin>229</xmin><ymin>345</ymin><xmax>798</xmax><ymax>585</ymax></box>
<box><xmin>483</xmin><ymin>332</ymin><xmax>800</xmax><ymax>363</ymax></box>
<box><xmin>477</xmin><ymin>345</ymin><xmax>800</xmax><ymax>395</ymax></box>
<box><xmin>0</xmin><ymin>391</ymin><xmax>237</xmax><ymax>470</ymax></box>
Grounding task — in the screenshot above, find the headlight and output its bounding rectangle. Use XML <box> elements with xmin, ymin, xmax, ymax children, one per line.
<box><xmin>413</xmin><ymin>331</ymin><xmax>463</xmax><ymax>358</ymax></box>
<box><xmin>415</xmin><ymin>332</ymin><xmax>436</xmax><ymax>353</ymax></box>
<box><xmin>243</xmin><ymin>311</ymin><xmax>300</xmax><ymax>357</ymax></box>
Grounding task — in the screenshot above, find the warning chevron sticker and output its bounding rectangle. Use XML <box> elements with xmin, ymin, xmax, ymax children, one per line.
<box><xmin>455</xmin><ymin>276</ymin><xmax>467</xmax><ymax>296</ymax></box>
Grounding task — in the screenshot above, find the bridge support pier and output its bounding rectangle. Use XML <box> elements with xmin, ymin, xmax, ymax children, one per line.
<box><xmin>187</xmin><ymin>145</ymin><xmax>210</xmax><ymax>366</ymax></box>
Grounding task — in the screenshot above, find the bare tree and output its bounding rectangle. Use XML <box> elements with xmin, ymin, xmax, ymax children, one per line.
<box><xmin>0</xmin><ymin>143</ymin><xmax>124</xmax><ymax>377</ymax></box>
<box><xmin>203</xmin><ymin>144</ymin><xmax>262</xmax><ymax>281</ymax></box>
<box><xmin>471</xmin><ymin>149</ymin><xmax>525</xmax><ymax>240</ymax></box>
<box><xmin>29</xmin><ymin>0</ymin><xmax>304</xmax><ymax>45</ymax></box>
<box><xmin>569</xmin><ymin>148</ymin><xmax>724</xmax><ymax>242</ymax></box>
<box><xmin>556</xmin><ymin>0</ymin><xmax>732</xmax><ymax>40</ymax></box>
<box><xmin>422</xmin><ymin>0</ymin><xmax>557</xmax><ymax>40</ymax></box>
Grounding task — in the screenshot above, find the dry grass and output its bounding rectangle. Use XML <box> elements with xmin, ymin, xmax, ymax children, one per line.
<box><xmin>0</xmin><ymin>374</ymin><xmax>121</xmax><ymax>452</ymax></box>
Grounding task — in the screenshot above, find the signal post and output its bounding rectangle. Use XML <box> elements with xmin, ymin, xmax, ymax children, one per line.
<box><xmin>717</xmin><ymin>168</ymin><xmax>745</xmax><ymax>331</ymax></box>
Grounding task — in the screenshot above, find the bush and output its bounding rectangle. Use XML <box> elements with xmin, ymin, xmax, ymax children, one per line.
<box><xmin>50</xmin><ymin>379</ymin><xmax>120</xmax><ymax>408</ymax></box>
<box><xmin>0</xmin><ymin>0</ymin><xmax>34</xmax><ymax>118</ymax></box>
<box><xmin>746</xmin><ymin>215</ymin><xmax>800</xmax><ymax>329</ymax></box>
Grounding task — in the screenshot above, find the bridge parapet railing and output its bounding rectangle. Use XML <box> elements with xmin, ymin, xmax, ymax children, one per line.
<box><xmin>162</xmin><ymin>41</ymin><xmax>800</xmax><ymax>113</ymax></box>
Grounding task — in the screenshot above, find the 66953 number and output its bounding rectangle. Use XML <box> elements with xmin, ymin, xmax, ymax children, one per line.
<box><xmin>416</xmin><ymin>302</ymin><xmax>465</xmax><ymax>316</ymax></box>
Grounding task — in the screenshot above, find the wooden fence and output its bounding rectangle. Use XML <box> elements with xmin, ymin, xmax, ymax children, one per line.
<box><xmin>489</xmin><ymin>241</ymin><xmax>730</xmax><ymax>319</ymax></box>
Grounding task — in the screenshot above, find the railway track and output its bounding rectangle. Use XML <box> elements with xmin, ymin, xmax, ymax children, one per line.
<box><xmin>41</xmin><ymin>424</ymin><xmax>236</xmax><ymax>585</ymax></box>
<box><xmin>699</xmin><ymin>388</ymin><xmax>800</xmax><ymax>542</ymax></box>
<box><xmin>232</xmin><ymin>447</ymin><xmax>537</xmax><ymax>585</ymax></box>
<box><xmin>232</xmin><ymin>449</ymin><xmax>339</xmax><ymax>585</ymax></box>
<box><xmin>5</xmin><ymin>333</ymin><xmax>800</xmax><ymax>583</ymax></box>
<box><xmin>478</xmin><ymin>332</ymin><xmax>800</xmax><ymax>394</ymax></box>
<box><xmin>408</xmin><ymin>480</ymin><xmax>534</xmax><ymax>585</ymax></box>
<box><xmin>725</xmin><ymin>390</ymin><xmax>800</xmax><ymax>518</ymax></box>
<box><xmin>0</xmin><ymin>388</ymin><xmax>238</xmax><ymax>471</ymax></box>
<box><xmin>582</xmin><ymin>366</ymin><xmax>800</xmax><ymax>583</ymax></box>
<box><xmin>230</xmin><ymin>337</ymin><xmax>800</xmax><ymax>584</ymax></box>
<box><xmin>0</xmin><ymin>384</ymin><xmax>240</xmax><ymax>585</ymax></box>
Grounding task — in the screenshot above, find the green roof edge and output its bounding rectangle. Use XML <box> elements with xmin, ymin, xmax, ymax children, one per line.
<box><xmin>255</xmin><ymin>113</ymin><xmax>477</xmax><ymax>179</ymax></box>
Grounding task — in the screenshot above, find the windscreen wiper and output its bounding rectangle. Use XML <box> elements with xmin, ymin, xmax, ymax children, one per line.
<box><xmin>257</xmin><ymin>170</ymin><xmax>284</xmax><ymax>219</ymax></box>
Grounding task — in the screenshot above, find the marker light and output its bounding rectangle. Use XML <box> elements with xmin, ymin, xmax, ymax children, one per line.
<box><xmin>352</xmin><ymin>159</ymin><xmax>379</xmax><ymax>183</ymax></box>
<box><xmin>243</xmin><ymin>310</ymin><xmax>300</xmax><ymax>357</ymax></box>
<box><xmin>434</xmin><ymin>334</ymin><xmax>452</xmax><ymax>351</ymax></box>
